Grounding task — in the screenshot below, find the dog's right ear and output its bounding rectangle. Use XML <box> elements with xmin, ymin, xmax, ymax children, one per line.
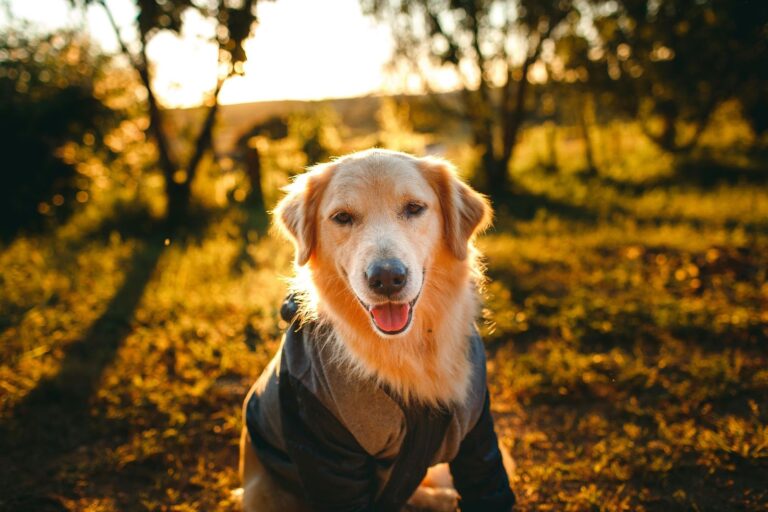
<box><xmin>274</xmin><ymin>165</ymin><xmax>331</xmax><ymax>266</ymax></box>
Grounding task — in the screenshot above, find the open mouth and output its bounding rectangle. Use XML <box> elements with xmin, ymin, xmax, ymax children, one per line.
<box><xmin>368</xmin><ymin>299</ymin><xmax>416</xmax><ymax>334</ymax></box>
<box><xmin>351</xmin><ymin>268</ymin><xmax>425</xmax><ymax>336</ymax></box>
<box><xmin>356</xmin><ymin>291</ymin><xmax>422</xmax><ymax>336</ymax></box>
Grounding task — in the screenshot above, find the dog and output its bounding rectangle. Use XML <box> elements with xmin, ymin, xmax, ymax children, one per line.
<box><xmin>239</xmin><ymin>149</ymin><xmax>515</xmax><ymax>511</ymax></box>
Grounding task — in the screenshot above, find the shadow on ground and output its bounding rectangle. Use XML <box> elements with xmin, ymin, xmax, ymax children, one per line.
<box><xmin>0</xmin><ymin>240</ymin><xmax>164</xmax><ymax>511</ymax></box>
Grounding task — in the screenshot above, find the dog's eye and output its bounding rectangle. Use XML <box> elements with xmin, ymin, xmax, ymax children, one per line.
<box><xmin>331</xmin><ymin>211</ymin><xmax>353</xmax><ymax>225</ymax></box>
<box><xmin>404</xmin><ymin>202</ymin><xmax>425</xmax><ymax>217</ymax></box>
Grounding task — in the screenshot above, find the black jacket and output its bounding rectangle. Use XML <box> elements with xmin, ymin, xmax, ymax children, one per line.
<box><xmin>245</xmin><ymin>319</ymin><xmax>515</xmax><ymax>511</ymax></box>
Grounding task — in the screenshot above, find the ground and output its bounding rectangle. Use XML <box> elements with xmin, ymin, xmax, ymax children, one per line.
<box><xmin>1</xmin><ymin>160</ymin><xmax>767</xmax><ymax>511</ymax></box>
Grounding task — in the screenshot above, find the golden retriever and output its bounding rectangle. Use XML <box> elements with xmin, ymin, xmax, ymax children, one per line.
<box><xmin>238</xmin><ymin>149</ymin><xmax>514</xmax><ymax>512</ymax></box>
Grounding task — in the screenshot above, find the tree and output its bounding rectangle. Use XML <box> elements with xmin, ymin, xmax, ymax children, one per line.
<box><xmin>548</xmin><ymin>32</ymin><xmax>601</xmax><ymax>175</ymax></box>
<box><xmin>587</xmin><ymin>0</ymin><xmax>768</xmax><ymax>155</ymax></box>
<box><xmin>362</xmin><ymin>0</ymin><xmax>575</xmax><ymax>200</ymax></box>
<box><xmin>73</xmin><ymin>0</ymin><xmax>260</xmax><ymax>224</ymax></box>
<box><xmin>0</xmin><ymin>27</ymin><xmax>113</xmax><ymax>237</ymax></box>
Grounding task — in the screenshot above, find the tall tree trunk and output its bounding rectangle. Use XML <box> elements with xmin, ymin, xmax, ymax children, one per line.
<box><xmin>100</xmin><ymin>1</ymin><xmax>181</xmax><ymax>221</ymax></box>
<box><xmin>501</xmin><ymin>62</ymin><xmax>532</xmax><ymax>169</ymax></box>
<box><xmin>464</xmin><ymin>87</ymin><xmax>503</xmax><ymax>197</ymax></box>
<box><xmin>166</xmin><ymin>96</ymin><xmax>222</xmax><ymax>224</ymax></box>
<box><xmin>165</xmin><ymin>180</ymin><xmax>191</xmax><ymax>227</ymax></box>
<box><xmin>474</xmin><ymin>130</ymin><xmax>511</xmax><ymax>203</ymax></box>
<box><xmin>483</xmin><ymin>152</ymin><xmax>508</xmax><ymax>203</ymax></box>
<box><xmin>100</xmin><ymin>0</ymin><xmax>225</xmax><ymax>227</ymax></box>
<box><xmin>138</xmin><ymin>45</ymin><xmax>193</xmax><ymax>225</ymax></box>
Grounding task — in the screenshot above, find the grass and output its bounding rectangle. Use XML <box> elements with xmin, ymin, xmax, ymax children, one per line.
<box><xmin>1</xmin><ymin>133</ymin><xmax>767</xmax><ymax>511</ymax></box>
<box><xmin>482</xmin><ymin>218</ymin><xmax>767</xmax><ymax>510</ymax></box>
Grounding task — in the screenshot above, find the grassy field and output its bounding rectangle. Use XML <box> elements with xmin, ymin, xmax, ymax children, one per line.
<box><xmin>1</xmin><ymin>124</ymin><xmax>767</xmax><ymax>511</ymax></box>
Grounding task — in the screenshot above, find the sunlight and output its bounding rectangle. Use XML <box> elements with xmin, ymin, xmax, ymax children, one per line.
<box><xmin>3</xmin><ymin>0</ymin><xmax>767</xmax><ymax>508</ymax></box>
<box><xmin>6</xmin><ymin>0</ymin><xmax>395</xmax><ymax>107</ymax></box>
<box><xmin>218</xmin><ymin>0</ymin><xmax>394</xmax><ymax>105</ymax></box>
<box><xmin>137</xmin><ymin>0</ymin><xmax>397</xmax><ymax>107</ymax></box>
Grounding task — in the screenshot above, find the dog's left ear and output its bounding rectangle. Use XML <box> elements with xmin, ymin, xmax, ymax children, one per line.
<box><xmin>419</xmin><ymin>157</ymin><xmax>492</xmax><ymax>260</ymax></box>
<box><xmin>273</xmin><ymin>164</ymin><xmax>331</xmax><ymax>266</ymax></box>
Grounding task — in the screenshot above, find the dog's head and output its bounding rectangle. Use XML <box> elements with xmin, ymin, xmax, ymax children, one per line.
<box><xmin>275</xmin><ymin>149</ymin><xmax>491</xmax><ymax>337</ymax></box>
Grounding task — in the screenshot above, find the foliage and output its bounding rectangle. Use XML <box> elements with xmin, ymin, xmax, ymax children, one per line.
<box><xmin>362</xmin><ymin>0</ymin><xmax>575</xmax><ymax>197</ymax></box>
<box><xmin>364</xmin><ymin>0</ymin><xmax>768</xmax><ymax>183</ymax></box>
<box><xmin>375</xmin><ymin>97</ymin><xmax>429</xmax><ymax>154</ymax></box>
<box><xmin>74</xmin><ymin>0</ymin><xmax>262</xmax><ymax>224</ymax></box>
<box><xmin>0</xmin><ymin>28</ymin><xmax>114</xmax><ymax>238</ymax></box>
<box><xmin>1</xmin><ymin>118</ymin><xmax>766</xmax><ymax>509</ymax></box>
<box><xmin>287</xmin><ymin>106</ymin><xmax>345</xmax><ymax>166</ymax></box>
<box><xmin>586</xmin><ymin>0</ymin><xmax>768</xmax><ymax>153</ymax></box>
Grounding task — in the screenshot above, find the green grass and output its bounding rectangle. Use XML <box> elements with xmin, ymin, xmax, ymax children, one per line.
<box><xmin>1</xmin><ymin>143</ymin><xmax>767</xmax><ymax>511</ymax></box>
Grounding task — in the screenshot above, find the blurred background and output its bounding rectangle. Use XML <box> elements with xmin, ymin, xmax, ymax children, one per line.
<box><xmin>0</xmin><ymin>0</ymin><xmax>766</xmax><ymax>510</ymax></box>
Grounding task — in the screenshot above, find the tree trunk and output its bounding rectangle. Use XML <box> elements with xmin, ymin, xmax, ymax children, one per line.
<box><xmin>501</xmin><ymin>61</ymin><xmax>532</xmax><ymax>168</ymax></box>
<box><xmin>245</xmin><ymin>145</ymin><xmax>265</xmax><ymax>212</ymax></box>
<box><xmin>659</xmin><ymin>111</ymin><xmax>677</xmax><ymax>153</ymax></box>
<box><xmin>99</xmin><ymin>0</ymin><xmax>223</xmax><ymax>227</ymax></box>
<box><xmin>470</xmin><ymin>125</ymin><xmax>510</xmax><ymax>202</ymax></box>
<box><xmin>166</xmin><ymin>179</ymin><xmax>191</xmax><ymax>227</ymax></box>
<box><xmin>163</xmin><ymin>97</ymin><xmax>222</xmax><ymax>224</ymax></box>
<box><xmin>465</xmin><ymin>85</ymin><xmax>501</xmax><ymax>196</ymax></box>
<box><xmin>483</xmin><ymin>152</ymin><xmax>509</xmax><ymax>204</ymax></box>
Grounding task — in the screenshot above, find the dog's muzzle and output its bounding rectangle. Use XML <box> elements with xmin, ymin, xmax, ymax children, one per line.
<box><xmin>357</xmin><ymin>260</ymin><xmax>423</xmax><ymax>335</ymax></box>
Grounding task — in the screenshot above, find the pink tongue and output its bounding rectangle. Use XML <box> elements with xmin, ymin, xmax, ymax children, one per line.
<box><xmin>370</xmin><ymin>303</ymin><xmax>411</xmax><ymax>332</ymax></box>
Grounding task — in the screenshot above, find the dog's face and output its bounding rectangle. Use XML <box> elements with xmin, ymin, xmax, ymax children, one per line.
<box><xmin>276</xmin><ymin>150</ymin><xmax>490</xmax><ymax>338</ymax></box>
<box><xmin>315</xmin><ymin>154</ymin><xmax>441</xmax><ymax>335</ymax></box>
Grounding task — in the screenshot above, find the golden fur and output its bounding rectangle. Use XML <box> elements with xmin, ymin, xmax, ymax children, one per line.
<box><xmin>240</xmin><ymin>149</ymin><xmax>492</xmax><ymax>511</ymax></box>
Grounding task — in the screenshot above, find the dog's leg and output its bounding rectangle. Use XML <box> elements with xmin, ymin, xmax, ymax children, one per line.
<box><xmin>239</xmin><ymin>426</ymin><xmax>309</xmax><ymax>512</ymax></box>
<box><xmin>406</xmin><ymin>463</ymin><xmax>459</xmax><ymax>511</ymax></box>
<box><xmin>407</xmin><ymin>486</ymin><xmax>460</xmax><ymax>511</ymax></box>
<box><xmin>407</xmin><ymin>446</ymin><xmax>516</xmax><ymax>512</ymax></box>
<box><xmin>500</xmin><ymin>442</ymin><xmax>516</xmax><ymax>480</ymax></box>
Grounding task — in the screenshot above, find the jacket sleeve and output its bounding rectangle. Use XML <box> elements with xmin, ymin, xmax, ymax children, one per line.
<box><xmin>449</xmin><ymin>392</ymin><xmax>516</xmax><ymax>512</ymax></box>
<box><xmin>279</xmin><ymin>369</ymin><xmax>376</xmax><ymax>512</ymax></box>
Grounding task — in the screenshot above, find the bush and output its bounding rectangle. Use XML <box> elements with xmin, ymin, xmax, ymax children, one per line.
<box><xmin>0</xmin><ymin>28</ymin><xmax>113</xmax><ymax>237</ymax></box>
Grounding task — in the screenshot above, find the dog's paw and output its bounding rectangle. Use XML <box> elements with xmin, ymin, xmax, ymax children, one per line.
<box><xmin>407</xmin><ymin>486</ymin><xmax>459</xmax><ymax>512</ymax></box>
<box><xmin>428</xmin><ymin>488</ymin><xmax>460</xmax><ymax>512</ymax></box>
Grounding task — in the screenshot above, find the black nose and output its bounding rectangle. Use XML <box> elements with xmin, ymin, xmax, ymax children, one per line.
<box><xmin>366</xmin><ymin>258</ymin><xmax>408</xmax><ymax>297</ymax></box>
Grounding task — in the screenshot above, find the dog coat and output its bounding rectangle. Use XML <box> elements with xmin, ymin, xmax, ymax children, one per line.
<box><xmin>245</xmin><ymin>317</ymin><xmax>515</xmax><ymax>511</ymax></box>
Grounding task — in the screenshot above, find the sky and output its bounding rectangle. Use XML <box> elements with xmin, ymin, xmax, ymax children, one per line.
<box><xmin>2</xmin><ymin>0</ymin><xmax>400</xmax><ymax>107</ymax></box>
